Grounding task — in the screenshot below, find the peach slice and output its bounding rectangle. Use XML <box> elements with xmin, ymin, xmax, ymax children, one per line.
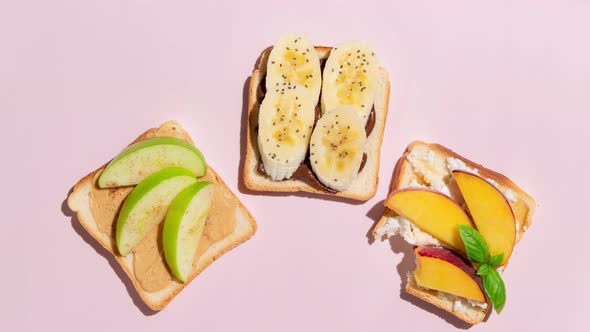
<box><xmin>414</xmin><ymin>246</ymin><xmax>486</xmax><ymax>302</ymax></box>
<box><xmin>385</xmin><ymin>188</ymin><xmax>473</xmax><ymax>252</ymax></box>
<box><xmin>453</xmin><ymin>170</ymin><xmax>516</xmax><ymax>265</ymax></box>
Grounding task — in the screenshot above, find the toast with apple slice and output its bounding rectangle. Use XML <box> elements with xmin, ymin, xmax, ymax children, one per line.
<box><xmin>243</xmin><ymin>35</ymin><xmax>390</xmax><ymax>201</ymax></box>
<box><xmin>372</xmin><ymin>141</ymin><xmax>536</xmax><ymax>324</ymax></box>
<box><xmin>67</xmin><ymin>121</ymin><xmax>257</xmax><ymax>311</ymax></box>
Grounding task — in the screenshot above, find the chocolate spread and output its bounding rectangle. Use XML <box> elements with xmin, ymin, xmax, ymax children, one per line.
<box><xmin>365</xmin><ymin>107</ymin><xmax>376</xmax><ymax>137</ymax></box>
<box><xmin>254</xmin><ymin>57</ymin><xmax>376</xmax><ymax>192</ymax></box>
<box><xmin>358</xmin><ymin>153</ymin><xmax>368</xmax><ymax>173</ymax></box>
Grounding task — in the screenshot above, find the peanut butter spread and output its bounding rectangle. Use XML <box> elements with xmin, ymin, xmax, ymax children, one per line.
<box><xmin>132</xmin><ymin>224</ymin><xmax>172</xmax><ymax>291</ymax></box>
<box><xmin>195</xmin><ymin>172</ymin><xmax>237</xmax><ymax>258</ymax></box>
<box><xmin>89</xmin><ymin>153</ymin><xmax>237</xmax><ymax>293</ymax></box>
<box><xmin>89</xmin><ymin>173</ymin><xmax>132</xmax><ymax>237</ymax></box>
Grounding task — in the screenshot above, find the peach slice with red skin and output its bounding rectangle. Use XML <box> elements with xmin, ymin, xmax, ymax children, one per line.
<box><xmin>414</xmin><ymin>246</ymin><xmax>487</xmax><ymax>302</ymax></box>
<box><xmin>385</xmin><ymin>188</ymin><xmax>473</xmax><ymax>252</ymax></box>
<box><xmin>453</xmin><ymin>170</ymin><xmax>516</xmax><ymax>265</ymax></box>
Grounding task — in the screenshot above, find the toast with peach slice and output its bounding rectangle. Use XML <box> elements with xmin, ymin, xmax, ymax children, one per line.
<box><xmin>372</xmin><ymin>141</ymin><xmax>536</xmax><ymax>324</ymax></box>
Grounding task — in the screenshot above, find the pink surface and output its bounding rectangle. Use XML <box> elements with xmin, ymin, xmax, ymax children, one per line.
<box><xmin>3</xmin><ymin>0</ymin><xmax>589</xmax><ymax>331</ymax></box>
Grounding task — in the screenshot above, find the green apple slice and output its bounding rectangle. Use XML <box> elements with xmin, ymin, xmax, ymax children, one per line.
<box><xmin>98</xmin><ymin>137</ymin><xmax>206</xmax><ymax>188</ymax></box>
<box><xmin>163</xmin><ymin>181</ymin><xmax>215</xmax><ymax>282</ymax></box>
<box><xmin>116</xmin><ymin>167</ymin><xmax>197</xmax><ymax>256</ymax></box>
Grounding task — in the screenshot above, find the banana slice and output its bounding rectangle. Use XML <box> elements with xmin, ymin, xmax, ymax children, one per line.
<box><xmin>321</xmin><ymin>41</ymin><xmax>378</xmax><ymax>124</ymax></box>
<box><xmin>266</xmin><ymin>34</ymin><xmax>322</xmax><ymax>102</ymax></box>
<box><xmin>309</xmin><ymin>106</ymin><xmax>366</xmax><ymax>191</ymax></box>
<box><xmin>258</xmin><ymin>84</ymin><xmax>316</xmax><ymax>180</ymax></box>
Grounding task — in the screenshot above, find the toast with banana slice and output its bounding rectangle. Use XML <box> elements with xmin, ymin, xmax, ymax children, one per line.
<box><xmin>67</xmin><ymin>121</ymin><xmax>257</xmax><ymax>311</ymax></box>
<box><xmin>372</xmin><ymin>141</ymin><xmax>536</xmax><ymax>325</ymax></box>
<box><xmin>243</xmin><ymin>34</ymin><xmax>390</xmax><ymax>201</ymax></box>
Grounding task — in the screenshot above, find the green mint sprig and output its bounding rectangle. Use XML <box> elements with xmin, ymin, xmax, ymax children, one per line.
<box><xmin>458</xmin><ymin>225</ymin><xmax>507</xmax><ymax>314</ymax></box>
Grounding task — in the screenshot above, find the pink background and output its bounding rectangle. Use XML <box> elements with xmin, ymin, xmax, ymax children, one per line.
<box><xmin>3</xmin><ymin>0</ymin><xmax>589</xmax><ymax>331</ymax></box>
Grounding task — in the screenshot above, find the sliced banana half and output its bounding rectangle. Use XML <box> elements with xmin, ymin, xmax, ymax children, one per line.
<box><xmin>309</xmin><ymin>106</ymin><xmax>366</xmax><ymax>191</ymax></box>
<box><xmin>258</xmin><ymin>84</ymin><xmax>316</xmax><ymax>180</ymax></box>
<box><xmin>266</xmin><ymin>34</ymin><xmax>322</xmax><ymax>102</ymax></box>
<box><xmin>321</xmin><ymin>41</ymin><xmax>379</xmax><ymax>124</ymax></box>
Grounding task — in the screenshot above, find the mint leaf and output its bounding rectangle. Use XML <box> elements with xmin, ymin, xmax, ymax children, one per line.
<box><xmin>458</xmin><ymin>225</ymin><xmax>489</xmax><ymax>264</ymax></box>
<box><xmin>477</xmin><ymin>264</ymin><xmax>492</xmax><ymax>276</ymax></box>
<box><xmin>483</xmin><ymin>269</ymin><xmax>506</xmax><ymax>314</ymax></box>
<box><xmin>488</xmin><ymin>253</ymin><xmax>504</xmax><ymax>267</ymax></box>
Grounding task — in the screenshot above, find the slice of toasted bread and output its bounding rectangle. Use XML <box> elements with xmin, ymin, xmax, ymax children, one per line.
<box><xmin>243</xmin><ymin>46</ymin><xmax>390</xmax><ymax>201</ymax></box>
<box><xmin>67</xmin><ymin>121</ymin><xmax>257</xmax><ymax>311</ymax></box>
<box><xmin>373</xmin><ymin>141</ymin><xmax>537</xmax><ymax>324</ymax></box>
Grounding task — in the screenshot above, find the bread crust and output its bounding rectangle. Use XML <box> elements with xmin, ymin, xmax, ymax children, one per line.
<box><xmin>67</xmin><ymin>121</ymin><xmax>257</xmax><ymax>311</ymax></box>
<box><xmin>243</xmin><ymin>46</ymin><xmax>390</xmax><ymax>201</ymax></box>
<box><xmin>405</xmin><ymin>273</ymin><xmax>486</xmax><ymax>325</ymax></box>
<box><xmin>372</xmin><ymin>141</ymin><xmax>537</xmax><ymax>324</ymax></box>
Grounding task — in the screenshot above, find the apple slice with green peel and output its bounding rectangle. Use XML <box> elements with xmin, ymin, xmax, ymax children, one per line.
<box><xmin>163</xmin><ymin>182</ymin><xmax>215</xmax><ymax>282</ymax></box>
<box><xmin>414</xmin><ymin>246</ymin><xmax>486</xmax><ymax>302</ymax></box>
<box><xmin>385</xmin><ymin>188</ymin><xmax>473</xmax><ymax>252</ymax></box>
<box><xmin>116</xmin><ymin>167</ymin><xmax>197</xmax><ymax>256</ymax></box>
<box><xmin>98</xmin><ymin>137</ymin><xmax>206</xmax><ymax>188</ymax></box>
<box><xmin>453</xmin><ymin>170</ymin><xmax>516</xmax><ymax>265</ymax></box>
